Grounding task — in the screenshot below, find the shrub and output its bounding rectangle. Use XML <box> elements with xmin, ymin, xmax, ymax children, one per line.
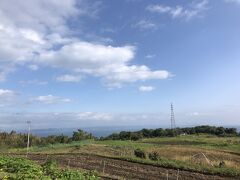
<box><xmin>148</xmin><ymin>151</ymin><xmax>161</xmax><ymax>161</ymax></box>
<box><xmin>134</xmin><ymin>149</ymin><xmax>146</xmax><ymax>159</ymax></box>
<box><xmin>219</xmin><ymin>161</ymin><xmax>225</xmax><ymax>168</ymax></box>
<box><xmin>130</xmin><ymin>132</ymin><xmax>142</xmax><ymax>141</ymax></box>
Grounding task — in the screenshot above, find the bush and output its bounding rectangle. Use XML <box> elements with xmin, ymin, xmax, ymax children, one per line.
<box><xmin>134</xmin><ymin>149</ymin><xmax>146</xmax><ymax>159</ymax></box>
<box><xmin>130</xmin><ymin>132</ymin><xmax>142</xmax><ymax>141</ymax></box>
<box><xmin>219</xmin><ymin>161</ymin><xmax>225</xmax><ymax>168</ymax></box>
<box><xmin>148</xmin><ymin>151</ymin><xmax>161</xmax><ymax>161</ymax></box>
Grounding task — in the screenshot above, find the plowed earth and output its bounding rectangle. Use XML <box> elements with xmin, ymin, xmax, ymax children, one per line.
<box><xmin>8</xmin><ymin>153</ymin><xmax>238</xmax><ymax>180</ymax></box>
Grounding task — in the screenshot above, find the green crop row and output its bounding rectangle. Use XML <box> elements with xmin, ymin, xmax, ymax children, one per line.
<box><xmin>0</xmin><ymin>155</ymin><xmax>99</xmax><ymax>180</ymax></box>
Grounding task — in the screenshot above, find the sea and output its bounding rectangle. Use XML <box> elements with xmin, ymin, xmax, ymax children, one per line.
<box><xmin>18</xmin><ymin>126</ymin><xmax>147</xmax><ymax>138</ymax></box>
<box><xmin>15</xmin><ymin>125</ymin><xmax>240</xmax><ymax>138</ymax></box>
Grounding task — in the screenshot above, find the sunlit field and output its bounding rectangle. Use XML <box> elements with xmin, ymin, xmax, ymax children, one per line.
<box><xmin>5</xmin><ymin>134</ymin><xmax>239</xmax><ymax>178</ymax></box>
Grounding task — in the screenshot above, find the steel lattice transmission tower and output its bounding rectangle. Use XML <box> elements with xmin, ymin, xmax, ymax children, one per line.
<box><xmin>170</xmin><ymin>103</ymin><xmax>176</xmax><ymax>129</ymax></box>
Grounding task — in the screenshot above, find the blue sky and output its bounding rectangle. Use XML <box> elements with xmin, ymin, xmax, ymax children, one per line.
<box><xmin>0</xmin><ymin>0</ymin><xmax>240</xmax><ymax>129</ymax></box>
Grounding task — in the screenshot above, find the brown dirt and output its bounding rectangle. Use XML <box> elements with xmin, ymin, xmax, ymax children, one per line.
<box><xmin>8</xmin><ymin>153</ymin><xmax>239</xmax><ymax>180</ymax></box>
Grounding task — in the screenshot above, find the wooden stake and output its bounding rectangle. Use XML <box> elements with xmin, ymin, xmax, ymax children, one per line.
<box><xmin>67</xmin><ymin>159</ymin><xmax>70</xmax><ymax>168</ymax></box>
<box><xmin>177</xmin><ymin>169</ymin><xmax>179</xmax><ymax>180</ymax></box>
<box><xmin>201</xmin><ymin>153</ymin><xmax>213</xmax><ymax>166</ymax></box>
<box><xmin>44</xmin><ymin>155</ymin><xmax>49</xmax><ymax>163</ymax></box>
<box><xmin>102</xmin><ymin>161</ymin><xmax>106</xmax><ymax>174</ymax></box>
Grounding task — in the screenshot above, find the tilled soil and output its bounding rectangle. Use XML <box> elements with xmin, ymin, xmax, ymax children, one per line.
<box><xmin>8</xmin><ymin>153</ymin><xmax>239</xmax><ymax>180</ymax></box>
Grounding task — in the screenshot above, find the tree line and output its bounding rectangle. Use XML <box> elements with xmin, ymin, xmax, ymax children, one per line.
<box><xmin>0</xmin><ymin>129</ymin><xmax>94</xmax><ymax>148</ymax></box>
<box><xmin>0</xmin><ymin>126</ymin><xmax>238</xmax><ymax>148</ymax></box>
<box><xmin>102</xmin><ymin>125</ymin><xmax>239</xmax><ymax>141</ymax></box>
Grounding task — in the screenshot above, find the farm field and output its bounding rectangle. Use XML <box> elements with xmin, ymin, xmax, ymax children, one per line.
<box><xmin>1</xmin><ymin>0</ymin><xmax>240</xmax><ymax>179</ymax></box>
<box><xmin>3</xmin><ymin>134</ymin><xmax>240</xmax><ymax>180</ymax></box>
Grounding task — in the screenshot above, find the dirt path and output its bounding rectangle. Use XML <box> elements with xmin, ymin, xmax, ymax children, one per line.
<box><xmin>8</xmin><ymin>153</ymin><xmax>238</xmax><ymax>180</ymax></box>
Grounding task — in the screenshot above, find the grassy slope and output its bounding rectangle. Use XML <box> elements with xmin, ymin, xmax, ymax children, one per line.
<box><xmin>8</xmin><ymin>134</ymin><xmax>240</xmax><ymax>177</ymax></box>
<box><xmin>140</xmin><ymin>134</ymin><xmax>240</xmax><ymax>152</ymax></box>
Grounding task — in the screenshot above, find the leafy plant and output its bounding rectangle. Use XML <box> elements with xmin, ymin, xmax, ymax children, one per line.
<box><xmin>148</xmin><ymin>151</ymin><xmax>161</xmax><ymax>161</ymax></box>
<box><xmin>134</xmin><ymin>149</ymin><xmax>146</xmax><ymax>159</ymax></box>
<box><xmin>0</xmin><ymin>155</ymin><xmax>99</xmax><ymax>180</ymax></box>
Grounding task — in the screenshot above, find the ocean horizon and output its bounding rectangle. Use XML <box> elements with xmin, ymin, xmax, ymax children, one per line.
<box><xmin>11</xmin><ymin>125</ymin><xmax>240</xmax><ymax>138</ymax></box>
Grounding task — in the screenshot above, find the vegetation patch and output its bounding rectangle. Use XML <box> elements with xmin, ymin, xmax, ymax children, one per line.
<box><xmin>115</xmin><ymin>155</ymin><xmax>240</xmax><ymax>177</ymax></box>
<box><xmin>0</xmin><ymin>155</ymin><xmax>99</xmax><ymax>179</ymax></box>
<box><xmin>148</xmin><ymin>151</ymin><xmax>161</xmax><ymax>161</ymax></box>
<box><xmin>0</xmin><ymin>129</ymin><xmax>94</xmax><ymax>150</ymax></box>
<box><xmin>103</xmin><ymin>126</ymin><xmax>239</xmax><ymax>141</ymax></box>
<box><xmin>134</xmin><ymin>148</ymin><xmax>146</xmax><ymax>159</ymax></box>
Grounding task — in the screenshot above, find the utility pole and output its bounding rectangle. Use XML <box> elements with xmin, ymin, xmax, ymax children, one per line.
<box><xmin>26</xmin><ymin>121</ymin><xmax>31</xmax><ymax>157</ymax></box>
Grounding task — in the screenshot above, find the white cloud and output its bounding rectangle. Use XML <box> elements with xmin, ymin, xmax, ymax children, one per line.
<box><xmin>39</xmin><ymin>42</ymin><xmax>170</xmax><ymax>87</ymax></box>
<box><xmin>147</xmin><ymin>5</ymin><xmax>172</xmax><ymax>13</ymax></box>
<box><xmin>31</xmin><ymin>95</ymin><xmax>71</xmax><ymax>104</ymax></box>
<box><xmin>134</xmin><ymin>20</ymin><xmax>158</xmax><ymax>30</ymax></box>
<box><xmin>139</xmin><ymin>86</ymin><xmax>155</xmax><ymax>92</ymax></box>
<box><xmin>0</xmin><ymin>112</ymin><xmax>171</xmax><ymax>129</ymax></box>
<box><xmin>40</xmin><ymin>42</ymin><xmax>135</xmax><ymax>69</ymax></box>
<box><xmin>0</xmin><ymin>26</ymin><xmax>44</xmax><ymax>63</ymax></box>
<box><xmin>189</xmin><ymin>112</ymin><xmax>200</xmax><ymax>116</ymax></box>
<box><xmin>77</xmin><ymin>112</ymin><xmax>113</xmax><ymax>121</ymax></box>
<box><xmin>0</xmin><ymin>89</ymin><xmax>16</xmax><ymax>96</ymax></box>
<box><xmin>224</xmin><ymin>0</ymin><xmax>240</xmax><ymax>4</ymax></box>
<box><xmin>0</xmin><ymin>0</ymin><xmax>81</xmax><ymax>66</ymax></box>
<box><xmin>0</xmin><ymin>110</ymin><xmax>239</xmax><ymax>130</ymax></box>
<box><xmin>0</xmin><ymin>89</ymin><xmax>18</xmax><ymax>107</ymax></box>
<box><xmin>187</xmin><ymin>112</ymin><xmax>215</xmax><ymax>117</ymax></box>
<box><xmin>19</xmin><ymin>80</ymin><xmax>48</xmax><ymax>86</ymax></box>
<box><xmin>56</xmin><ymin>74</ymin><xmax>82</xmax><ymax>82</ymax></box>
<box><xmin>0</xmin><ymin>0</ymin><xmax>78</xmax><ymax>33</ymax></box>
<box><xmin>145</xmin><ymin>54</ymin><xmax>156</xmax><ymax>59</ymax></box>
<box><xmin>0</xmin><ymin>0</ymin><xmax>171</xmax><ymax>88</ymax></box>
<box><xmin>104</xmin><ymin>66</ymin><xmax>169</xmax><ymax>84</ymax></box>
<box><xmin>0</xmin><ymin>0</ymin><xmax>79</xmax><ymax>64</ymax></box>
<box><xmin>28</xmin><ymin>64</ymin><xmax>39</xmax><ymax>71</ymax></box>
<box><xmin>0</xmin><ymin>64</ymin><xmax>15</xmax><ymax>82</ymax></box>
<box><xmin>0</xmin><ymin>0</ymin><xmax>78</xmax><ymax>74</ymax></box>
<box><xmin>147</xmin><ymin>0</ymin><xmax>209</xmax><ymax>20</ymax></box>
<box><xmin>0</xmin><ymin>89</ymin><xmax>71</xmax><ymax>108</ymax></box>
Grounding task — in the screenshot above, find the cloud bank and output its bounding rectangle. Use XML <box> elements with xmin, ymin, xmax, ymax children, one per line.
<box><xmin>0</xmin><ymin>0</ymin><xmax>170</xmax><ymax>87</ymax></box>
